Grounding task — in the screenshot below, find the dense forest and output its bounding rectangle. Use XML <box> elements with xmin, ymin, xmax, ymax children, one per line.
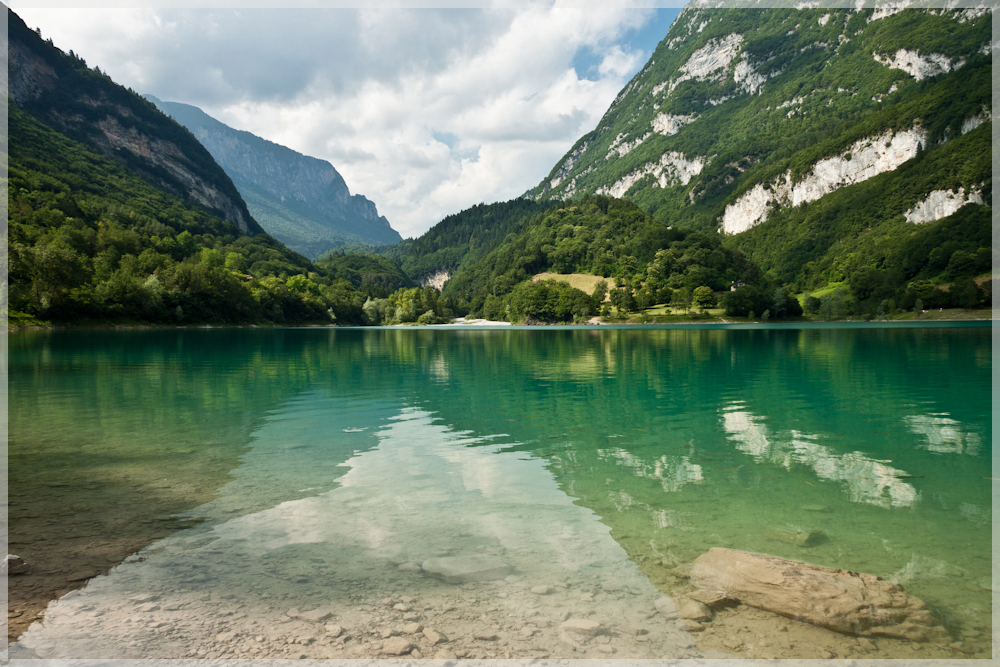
<box><xmin>6</xmin><ymin>103</ymin><xmax>431</xmax><ymax>326</ymax></box>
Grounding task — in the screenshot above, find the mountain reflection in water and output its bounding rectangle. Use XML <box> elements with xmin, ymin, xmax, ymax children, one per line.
<box><xmin>9</xmin><ymin>325</ymin><xmax>991</xmax><ymax>659</ymax></box>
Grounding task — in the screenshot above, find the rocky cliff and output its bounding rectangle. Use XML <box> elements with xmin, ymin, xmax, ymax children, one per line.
<box><xmin>146</xmin><ymin>98</ymin><xmax>402</xmax><ymax>259</ymax></box>
<box><xmin>531</xmin><ymin>4</ymin><xmax>991</xmax><ymax>286</ymax></box>
<box><xmin>4</xmin><ymin>9</ymin><xmax>262</xmax><ymax>236</ymax></box>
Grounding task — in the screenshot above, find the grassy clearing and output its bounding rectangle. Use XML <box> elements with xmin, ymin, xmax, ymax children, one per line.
<box><xmin>532</xmin><ymin>272</ymin><xmax>608</xmax><ymax>297</ymax></box>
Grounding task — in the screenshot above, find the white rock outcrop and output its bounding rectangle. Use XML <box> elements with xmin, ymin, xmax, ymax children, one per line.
<box><xmin>874</xmin><ymin>49</ymin><xmax>964</xmax><ymax>81</ymax></box>
<box><xmin>651</xmin><ymin>113</ymin><xmax>698</xmax><ymax>136</ymax></box>
<box><xmin>606</xmin><ymin>132</ymin><xmax>652</xmax><ymax>159</ymax></box>
<box><xmin>721</xmin><ymin>126</ymin><xmax>927</xmax><ymax>234</ymax></box>
<box><xmin>961</xmin><ymin>106</ymin><xmax>991</xmax><ymax>134</ymax></box>
<box><xmin>733</xmin><ymin>58</ymin><xmax>768</xmax><ymax>95</ymax></box>
<box><xmin>544</xmin><ymin>140</ymin><xmax>590</xmax><ymax>193</ymax></box>
<box><xmin>419</xmin><ymin>270</ymin><xmax>450</xmax><ymax>290</ymax></box>
<box><xmin>868</xmin><ymin>1</ymin><xmax>912</xmax><ymax>23</ymax></box>
<box><xmin>669</xmin><ymin>33</ymin><xmax>743</xmax><ymax>95</ymax></box>
<box><xmin>720</xmin><ymin>183</ymin><xmax>773</xmax><ymax>235</ymax></box>
<box><xmin>596</xmin><ymin>152</ymin><xmax>706</xmax><ymax>199</ymax></box>
<box><xmin>903</xmin><ymin>187</ymin><xmax>984</xmax><ymax>224</ymax></box>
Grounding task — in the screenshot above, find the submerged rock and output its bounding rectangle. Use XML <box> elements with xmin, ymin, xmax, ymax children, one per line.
<box><xmin>765</xmin><ymin>525</ymin><xmax>827</xmax><ymax>547</ymax></box>
<box><xmin>4</xmin><ymin>555</ymin><xmax>29</xmax><ymax>575</ymax></box>
<box><xmin>690</xmin><ymin>547</ymin><xmax>947</xmax><ymax>641</ymax></box>
<box><xmin>421</xmin><ymin>555</ymin><xmax>510</xmax><ymax>584</ymax></box>
<box><xmin>654</xmin><ymin>596</ymin><xmax>678</xmax><ymax>619</ymax></box>
<box><xmin>678</xmin><ymin>599</ymin><xmax>713</xmax><ymax>622</ymax></box>
<box><xmin>561</xmin><ymin>618</ymin><xmax>601</xmax><ymax>636</ymax></box>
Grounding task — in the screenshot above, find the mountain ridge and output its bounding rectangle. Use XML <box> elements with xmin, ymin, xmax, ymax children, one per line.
<box><xmin>525</xmin><ymin>5</ymin><xmax>990</xmax><ymax>296</ymax></box>
<box><xmin>4</xmin><ymin>8</ymin><xmax>264</xmax><ymax>237</ymax></box>
<box><xmin>145</xmin><ymin>96</ymin><xmax>402</xmax><ymax>259</ymax></box>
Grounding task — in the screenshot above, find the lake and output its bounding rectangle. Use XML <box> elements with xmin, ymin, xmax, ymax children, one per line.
<box><xmin>7</xmin><ymin>324</ymin><xmax>992</xmax><ymax>660</ymax></box>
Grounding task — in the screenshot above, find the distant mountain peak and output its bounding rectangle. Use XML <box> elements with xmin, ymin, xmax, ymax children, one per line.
<box><xmin>145</xmin><ymin>97</ymin><xmax>401</xmax><ymax>258</ymax></box>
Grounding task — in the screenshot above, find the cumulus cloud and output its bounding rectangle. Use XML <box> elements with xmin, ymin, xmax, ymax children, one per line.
<box><xmin>14</xmin><ymin>6</ymin><xmax>669</xmax><ymax>238</ymax></box>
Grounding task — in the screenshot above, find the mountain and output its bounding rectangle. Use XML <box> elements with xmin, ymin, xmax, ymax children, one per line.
<box><xmin>381</xmin><ymin>198</ymin><xmax>546</xmax><ymax>287</ymax></box>
<box><xmin>4</xmin><ymin>7</ymin><xmax>406</xmax><ymax>326</ymax></box>
<box><xmin>4</xmin><ymin>9</ymin><xmax>263</xmax><ymax>236</ymax></box>
<box><xmin>531</xmin><ymin>5</ymin><xmax>991</xmax><ymax>299</ymax></box>
<box><xmin>145</xmin><ymin>97</ymin><xmax>403</xmax><ymax>259</ymax></box>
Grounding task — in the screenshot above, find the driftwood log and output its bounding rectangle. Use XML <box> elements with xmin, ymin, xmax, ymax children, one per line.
<box><xmin>690</xmin><ymin>548</ymin><xmax>947</xmax><ymax>642</ymax></box>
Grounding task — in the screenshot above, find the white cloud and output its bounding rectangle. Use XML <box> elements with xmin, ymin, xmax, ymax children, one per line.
<box><xmin>14</xmin><ymin>6</ymin><xmax>659</xmax><ymax>238</ymax></box>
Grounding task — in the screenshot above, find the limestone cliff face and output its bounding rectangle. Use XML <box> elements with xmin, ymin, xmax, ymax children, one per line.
<box><xmin>4</xmin><ymin>10</ymin><xmax>262</xmax><ymax>236</ymax></box>
<box><xmin>533</xmin><ymin>4</ymin><xmax>991</xmax><ymax>239</ymax></box>
<box><xmin>146</xmin><ymin>98</ymin><xmax>402</xmax><ymax>257</ymax></box>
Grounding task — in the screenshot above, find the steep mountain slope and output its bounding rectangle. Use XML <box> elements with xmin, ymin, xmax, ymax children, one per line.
<box><xmin>4</xmin><ymin>9</ymin><xmax>263</xmax><ymax>236</ymax></box>
<box><xmin>385</xmin><ymin>198</ymin><xmax>546</xmax><ymax>286</ymax></box>
<box><xmin>531</xmin><ymin>5</ymin><xmax>991</xmax><ymax>292</ymax></box>
<box><xmin>146</xmin><ymin>97</ymin><xmax>402</xmax><ymax>259</ymax></box>
<box><xmin>6</xmin><ymin>100</ymin><xmax>376</xmax><ymax>325</ymax></box>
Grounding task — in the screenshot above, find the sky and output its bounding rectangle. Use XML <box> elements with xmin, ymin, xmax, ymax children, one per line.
<box><xmin>11</xmin><ymin>3</ymin><xmax>682</xmax><ymax>239</ymax></box>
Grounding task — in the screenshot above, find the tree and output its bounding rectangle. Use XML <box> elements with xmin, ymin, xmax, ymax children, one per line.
<box><xmin>914</xmin><ymin>298</ymin><xmax>924</xmax><ymax>318</ymax></box>
<box><xmin>225</xmin><ymin>252</ymin><xmax>248</xmax><ymax>273</ymax></box>
<box><xmin>591</xmin><ymin>280</ymin><xmax>608</xmax><ymax>309</ymax></box>
<box><xmin>772</xmin><ymin>288</ymin><xmax>788</xmax><ymax>318</ymax></box>
<box><xmin>671</xmin><ymin>286</ymin><xmax>693</xmax><ymax>313</ymax></box>
<box><xmin>200</xmin><ymin>247</ymin><xmax>224</xmax><ymax>268</ymax></box>
<box><xmin>692</xmin><ymin>286</ymin><xmax>716</xmax><ymax>311</ymax></box>
<box><xmin>803</xmin><ymin>295</ymin><xmax>821</xmax><ymax>314</ymax></box>
<box><xmin>609</xmin><ymin>287</ymin><xmax>631</xmax><ymax>316</ymax></box>
<box><xmin>636</xmin><ymin>288</ymin><xmax>653</xmax><ymax>311</ymax></box>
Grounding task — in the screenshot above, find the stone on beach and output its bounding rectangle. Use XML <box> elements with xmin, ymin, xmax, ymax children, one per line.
<box><xmin>420</xmin><ymin>555</ymin><xmax>510</xmax><ymax>584</ymax></box>
<box><xmin>402</xmin><ymin>622</ymin><xmax>423</xmax><ymax>634</ymax></box>
<box><xmin>381</xmin><ymin>636</ymin><xmax>413</xmax><ymax>655</ymax></box>
<box><xmin>423</xmin><ymin>628</ymin><xmax>446</xmax><ymax>644</ymax></box>
<box><xmin>560</xmin><ymin>618</ymin><xmax>601</xmax><ymax>637</ymax></box>
<box><xmin>687</xmin><ymin>588</ymin><xmax>731</xmax><ymax>606</ymax></box>
<box><xmin>297</xmin><ymin>608</ymin><xmax>333</xmax><ymax>623</ymax></box>
<box><xmin>654</xmin><ymin>596</ymin><xmax>678</xmax><ymax>618</ymax></box>
<box><xmin>677</xmin><ymin>599</ymin><xmax>713</xmax><ymax>622</ymax></box>
<box><xmin>690</xmin><ymin>547</ymin><xmax>948</xmax><ymax>641</ymax></box>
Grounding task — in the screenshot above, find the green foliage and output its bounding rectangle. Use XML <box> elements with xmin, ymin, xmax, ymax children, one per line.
<box><xmin>9</xmin><ymin>9</ymin><xmax>263</xmax><ymax>235</ymax></box>
<box><xmin>533</xmin><ymin>6</ymin><xmax>989</xmax><ymax>234</ymax></box>
<box><xmin>441</xmin><ymin>195</ymin><xmax>758</xmax><ymax>321</ymax></box>
<box><xmin>505</xmin><ymin>280</ymin><xmax>595</xmax><ymax>323</ymax></box>
<box><xmin>315</xmin><ymin>252</ymin><xmax>415</xmax><ymax>298</ymax></box>
<box><xmin>525</xmin><ymin>7</ymin><xmax>990</xmax><ymax>317</ymax></box>
<box><xmin>692</xmin><ymin>286</ymin><xmax>716</xmax><ymax>310</ymax></box>
<box><xmin>361</xmin><ymin>286</ymin><xmax>451</xmax><ymax>325</ymax></box>
<box><xmin>391</xmin><ymin>198</ymin><xmax>546</xmax><ymax>281</ymax></box>
<box><xmin>7</xmin><ymin>102</ymin><xmax>368</xmax><ymax>325</ymax></box>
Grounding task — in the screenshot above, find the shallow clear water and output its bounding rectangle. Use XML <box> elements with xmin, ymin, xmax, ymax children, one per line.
<box><xmin>8</xmin><ymin>325</ymin><xmax>993</xmax><ymax>659</ymax></box>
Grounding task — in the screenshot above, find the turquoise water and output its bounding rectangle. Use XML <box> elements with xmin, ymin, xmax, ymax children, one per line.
<box><xmin>8</xmin><ymin>325</ymin><xmax>993</xmax><ymax>659</ymax></box>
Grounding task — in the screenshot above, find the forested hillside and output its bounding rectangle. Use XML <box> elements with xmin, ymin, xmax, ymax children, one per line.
<box><xmin>528</xmin><ymin>5</ymin><xmax>991</xmax><ymax>312</ymax></box>
<box><xmin>7</xmin><ymin>103</ymin><xmax>375</xmax><ymax>325</ymax></box>
<box><xmin>439</xmin><ymin>195</ymin><xmax>765</xmax><ymax>322</ymax></box>
<box><xmin>387</xmin><ymin>199</ymin><xmax>546</xmax><ymax>283</ymax></box>
<box><xmin>5</xmin><ymin>9</ymin><xmax>262</xmax><ymax>236</ymax></box>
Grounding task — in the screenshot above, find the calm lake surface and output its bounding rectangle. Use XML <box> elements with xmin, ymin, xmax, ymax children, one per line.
<box><xmin>8</xmin><ymin>325</ymin><xmax>993</xmax><ymax>660</ymax></box>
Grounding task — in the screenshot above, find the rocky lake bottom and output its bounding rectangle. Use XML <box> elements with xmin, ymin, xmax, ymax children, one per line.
<box><xmin>8</xmin><ymin>326</ymin><xmax>993</xmax><ymax>661</ymax></box>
